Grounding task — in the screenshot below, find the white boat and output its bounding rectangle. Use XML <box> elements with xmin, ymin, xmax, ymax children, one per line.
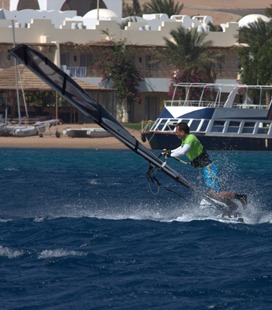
<box><xmin>63</xmin><ymin>127</ymin><xmax>111</xmax><ymax>138</ymax></box>
<box><xmin>0</xmin><ymin>124</ymin><xmax>30</xmax><ymax>136</ymax></box>
<box><xmin>0</xmin><ymin>22</ymin><xmax>59</xmax><ymax>138</ymax></box>
<box><xmin>141</xmin><ymin>83</ymin><xmax>272</xmax><ymax>150</ymax></box>
<box><xmin>0</xmin><ymin>119</ymin><xmax>60</xmax><ymax>137</ymax></box>
<box><xmin>13</xmin><ymin>126</ymin><xmax>41</xmax><ymax>137</ymax></box>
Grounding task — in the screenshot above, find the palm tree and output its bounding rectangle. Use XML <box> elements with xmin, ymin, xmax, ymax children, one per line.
<box><xmin>238</xmin><ymin>19</ymin><xmax>272</xmax><ymax>85</ymax></box>
<box><xmin>265</xmin><ymin>3</ymin><xmax>272</xmax><ymax>17</ymax></box>
<box><xmin>143</xmin><ymin>0</ymin><xmax>183</xmax><ymax>17</ymax></box>
<box><xmin>123</xmin><ymin>0</ymin><xmax>142</xmax><ymax>17</ymax></box>
<box><xmin>132</xmin><ymin>0</ymin><xmax>141</xmax><ymax>14</ymax></box>
<box><xmin>159</xmin><ymin>26</ymin><xmax>218</xmax><ymax>87</ymax></box>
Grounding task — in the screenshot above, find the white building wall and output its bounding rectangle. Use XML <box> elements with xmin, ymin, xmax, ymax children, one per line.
<box><xmin>104</xmin><ymin>0</ymin><xmax>122</xmax><ymax>18</ymax></box>
<box><xmin>38</xmin><ymin>0</ymin><xmax>65</xmax><ymax>10</ymax></box>
<box><xmin>3</xmin><ymin>9</ymin><xmax>77</xmax><ymax>27</ymax></box>
<box><xmin>0</xmin><ymin>14</ymin><xmax>239</xmax><ymax>47</ymax></box>
<box><xmin>0</xmin><ymin>5</ymin><xmax>240</xmax><ymax>98</ymax></box>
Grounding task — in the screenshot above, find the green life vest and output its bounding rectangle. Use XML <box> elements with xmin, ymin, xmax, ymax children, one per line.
<box><xmin>181</xmin><ymin>134</ymin><xmax>204</xmax><ymax>161</ymax></box>
<box><xmin>181</xmin><ymin>134</ymin><xmax>212</xmax><ymax>168</ymax></box>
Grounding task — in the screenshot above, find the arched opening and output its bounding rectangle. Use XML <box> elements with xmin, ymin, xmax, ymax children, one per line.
<box><xmin>17</xmin><ymin>0</ymin><xmax>39</xmax><ymax>10</ymax></box>
<box><xmin>61</xmin><ymin>0</ymin><xmax>107</xmax><ymax>16</ymax></box>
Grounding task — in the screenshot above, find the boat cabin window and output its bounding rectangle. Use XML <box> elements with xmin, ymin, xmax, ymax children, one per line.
<box><xmin>211</xmin><ymin>120</ymin><xmax>225</xmax><ymax>133</ymax></box>
<box><xmin>190</xmin><ymin>120</ymin><xmax>201</xmax><ymax>131</ymax></box>
<box><xmin>168</xmin><ymin>124</ymin><xmax>176</xmax><ymax>131</ymax></box>
<box><xmin>199</xmin><ymin>120</ymin><xmax>209</xmax><ymax>132</ymax></box>
<box><xmin>156</xmin><ymin>119</ymin><xmax>168</xmax><ymax>130</ymax></box>
<box><xmin>257</xmin><ymin>122</ymin><xmax>270</xmax><ymax>134</ymax></box>
<box><xmin>227</xmin><ymin>121</ymin><xmax>240</xmax><ymax>133</ymax></box>
<box><xmin>167</xmin><ymin>120</ymin><xmax>180</xmax><ymax>131</ymax></box>
<box><xmin>242</xmin><ymin>122</ymin><xmax>255</xmax><ymax>134</ymax></box>
<box><xmin>168</xmin><ymin>123</ymin><xmax>178</xmax><ymax>131</ymax></box>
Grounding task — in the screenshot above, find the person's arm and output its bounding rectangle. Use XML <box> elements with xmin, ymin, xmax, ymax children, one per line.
<box><xmin>170</xmin><ymin>144</ymin><xmax>191</xmax><ymax>157</ymax></box>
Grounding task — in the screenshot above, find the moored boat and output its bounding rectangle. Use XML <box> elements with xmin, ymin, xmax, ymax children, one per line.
<box><xmin>63</xmin><ymin>127</ymin><xmax>111</xmax><ymax>138</ymax></box>
<box><xmin>0</xmin><ymin>119</ymin><xmax>60</xmax><ymax>137</ymax></box>
<box><xmin>141</xmin><ymin>83</ymin><xmax>272</xmax><ymax>150</ymax></box>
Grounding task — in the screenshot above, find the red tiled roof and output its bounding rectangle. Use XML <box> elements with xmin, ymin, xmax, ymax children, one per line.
<box><xmin>0</xmin><ymin>65</ymin><xmax>100</xmax><ymax>91</ymax></box>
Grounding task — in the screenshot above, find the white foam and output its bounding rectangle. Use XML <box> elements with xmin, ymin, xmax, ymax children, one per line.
<box><xmin>34</xmin><ymin>198</ymin><xmax>272</xmax><ymax>225</ymax></box>
<box><xmin>0</xmin><ymin>218</ymin><xmax>12</xmax><ymax>223</ymax></box>
<box><xmin>0</xmin><ymin>246</ymin><xmax>24</xmax><ymax>259</ymax></box>
<box><xmin>38</xmin><ymin>249</ymin><xmax>86</xmax><ymax>259</ymax></box>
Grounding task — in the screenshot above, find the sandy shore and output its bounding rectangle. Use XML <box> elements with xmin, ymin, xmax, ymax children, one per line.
<box><xmin>0</xmin><ymin>124</ymin><xmax>151</xmax><ymax>149</ymax></box>
<box><xmin>3</xmin><ymin>0</ymin><xmax>267</xmax><ymax>150</ymax></box>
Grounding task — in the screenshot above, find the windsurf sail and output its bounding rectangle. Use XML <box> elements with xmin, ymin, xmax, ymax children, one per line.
<box><xmin>9</xmin><ymin>44</ymin><xmax>193</xmax><ymax>190</ymax></box>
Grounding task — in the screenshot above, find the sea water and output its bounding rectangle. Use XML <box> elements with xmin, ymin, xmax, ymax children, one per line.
<box><xmin>0</xmin><ymin>149</ymin><xmax>271</xmax><ymax>309</ymax></box>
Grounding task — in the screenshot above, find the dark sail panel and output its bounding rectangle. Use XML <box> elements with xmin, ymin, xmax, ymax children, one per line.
<box><xmin>9</xmin><ymin>44</ymin><xmax>193</xmax><ymax>190</ymax></box>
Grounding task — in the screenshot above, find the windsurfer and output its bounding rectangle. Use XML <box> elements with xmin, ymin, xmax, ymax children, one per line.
<box><xmin>162</xmin><ymin>122</ymin><xmax>247</xmax><ymax>209</ymax></box>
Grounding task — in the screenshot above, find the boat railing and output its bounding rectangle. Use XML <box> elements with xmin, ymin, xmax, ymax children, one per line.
<box><xmin>141</xmin><ymin>120</ymin><xmax>154</xmax><ymax>132</ymax></box>
<box><xmin>149</xmin><ymin>117</ymin><xmax>272</xmax><ymax>136</ymax></box>
<box><xmin>235</xmin><ymin>104</ymin><xmax>268</xmax><ymax>110</ymax></box>
<box><xmin>164</xmin><ymin>99</ymin><xmax>222</xmax><ymax>107</ymax></box>
<box><xmin>167</xmin><ymin>83</ymin><xmax>272</xmax><ymax>109</ymax></box>
<box><xmin>165</xmin><ymin>100</ymin><xmax>270</xmax><ymax>110</ymax></box>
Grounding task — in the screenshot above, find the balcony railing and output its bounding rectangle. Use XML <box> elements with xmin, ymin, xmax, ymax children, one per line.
<box><xmin>65</xmin><ymin>66</ymin><xmax>239</xmax><ymax>80</ymax></box>
<box><xmin>66</xmin><ymin>66</ymin><xmax>87</xmax><ymax>77</ymax></box>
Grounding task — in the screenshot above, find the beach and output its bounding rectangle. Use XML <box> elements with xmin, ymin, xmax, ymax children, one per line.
<box><xmin>2</xmin><ymin>0</ymin><xmax>269</xmax><ymax>150</ymax></box>
<box><xmin>0</xmin><ymin>124</ymin><xmax>151</xmax><ymax>149</ymax></box>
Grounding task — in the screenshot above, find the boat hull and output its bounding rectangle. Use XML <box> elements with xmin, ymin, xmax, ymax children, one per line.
<box><xmin>142</xmin><ymin>131</ymin><xmax>272</xmax><ymax>151</ymax></box>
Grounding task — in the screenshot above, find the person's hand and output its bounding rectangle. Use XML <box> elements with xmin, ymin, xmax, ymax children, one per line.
<box><xmin>161</xmin><ymin>149</ymin><xmax>171</xmax><ymax>157</ymax></box>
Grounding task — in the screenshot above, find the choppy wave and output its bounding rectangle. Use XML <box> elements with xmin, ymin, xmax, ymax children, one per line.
<box><xmin>0</xmin><ymin>149</ymin><xmax>271</xmax><ymax>309</ymax></box>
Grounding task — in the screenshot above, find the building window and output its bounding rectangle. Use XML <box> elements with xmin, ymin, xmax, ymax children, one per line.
<box><xmin>60</xmin><ymin>53</ymin><xmax>70</xmax><ymax>66</ymax></box>
<box><xmin>80</xmin><ymin>53</ymin><xmax>92</xmax><ymax>67</ymax></box>
<box><xmin>145</xmin><ymin>55</ymin><xmax>159</xmax><ymax>69</ymax></box>
<box><xmin>145</xmin><ymin>96</ymin><xmax>159</xmax><ymax>120</ymax></box>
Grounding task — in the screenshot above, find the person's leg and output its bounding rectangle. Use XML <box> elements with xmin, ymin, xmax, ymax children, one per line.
<box><xmin>202</xmin><ymin>164</ymin><xmax>247</xmax><ymax>207</ymax></box>
<box><xmin>202</xmin><ymin>163</ymin><xmax>220</xmax><ymax>192</ymax></box>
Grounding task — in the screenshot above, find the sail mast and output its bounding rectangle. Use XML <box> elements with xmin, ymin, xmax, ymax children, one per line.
<box><xmin>12</xmin><ymin>20</ymin><xmax>21</xmax><ymax>125</ymax></box>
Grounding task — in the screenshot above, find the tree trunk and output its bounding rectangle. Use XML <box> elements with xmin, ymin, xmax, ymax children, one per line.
<box><xmin>117</xmin><ymin>98</ymin><xmax>128</xmax><ymax>123</ymax></box>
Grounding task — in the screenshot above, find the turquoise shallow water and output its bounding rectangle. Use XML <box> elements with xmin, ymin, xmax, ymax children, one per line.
<box><xmin>0</xmin><ymin>149</ymin><xmax>271</xmax><ymax>309</ymax></box>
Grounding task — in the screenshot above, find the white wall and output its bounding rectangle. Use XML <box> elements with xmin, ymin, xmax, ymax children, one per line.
<box><xmin>104</xmin><ymin>0</ymin><xmax>122</xmax><ymax>18</ymax></box>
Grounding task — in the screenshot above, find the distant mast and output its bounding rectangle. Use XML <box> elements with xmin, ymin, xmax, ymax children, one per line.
<box><xmin>97</xmin><ymin>0</ymin><xmax>99</xmax><ymax>20</ymax></box>
<box><xmin>12</xmin><ymin>20</ymin><xmax>21</xmax><ymax>125</ymax></box>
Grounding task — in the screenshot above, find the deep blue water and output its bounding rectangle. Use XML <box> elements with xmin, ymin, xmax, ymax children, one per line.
<box><xmin>0</xmin><ymin>148</ymin><xmax>272</xmax><ymax>309</ymax></box>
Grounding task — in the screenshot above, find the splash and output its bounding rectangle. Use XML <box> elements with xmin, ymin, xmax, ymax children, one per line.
<box><xmin>7</xmin><ymin>188</ymin><xmax>272</xmax><ymax>225</ymax></box>
<box><xmin>33</xmin><ymin>196</ymin><xmax>271</xmax><ymax>225</ymax></box>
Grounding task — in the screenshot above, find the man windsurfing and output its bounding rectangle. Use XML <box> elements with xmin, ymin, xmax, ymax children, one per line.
<box><xmin>162</xmin><ymin>122</ymin><xmax>247</xmax><ymax>215</ymax></box>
